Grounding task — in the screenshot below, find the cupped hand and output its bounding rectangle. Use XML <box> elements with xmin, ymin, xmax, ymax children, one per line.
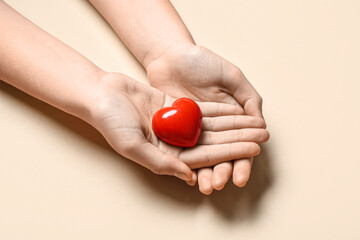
<box><xmin>90</xmin><ymin>72</ymin><xmax>267</xmax><ymax>189</ymax></box>
<box><xmin>146</xmin><ymin>44</ymin><xmax>268</xmax><ymax>193</ymax></box>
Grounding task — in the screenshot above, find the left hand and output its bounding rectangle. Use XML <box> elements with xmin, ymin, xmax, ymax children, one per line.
<box><xmin>146</xmin><ymin>44</ymin><xmax>267</xmax><ymax>194</ymax></box>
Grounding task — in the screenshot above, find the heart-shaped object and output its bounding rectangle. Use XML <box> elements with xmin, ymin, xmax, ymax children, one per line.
<box><xmin>152</xmin><ymin>98</ymin><xmax>202</xmax><ymax>147</ymax></box>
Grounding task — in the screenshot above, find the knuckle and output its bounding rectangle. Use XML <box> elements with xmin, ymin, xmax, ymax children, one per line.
<box><xmin>214</xmin><ymin>103</ymin><xmax>220</xmax><ymax>116</ymax></box>
<box><xmin>121</xmin><ymin>142</ymin><xmax>137</xmax><ymax>155</ymax></box>
<box><xmin>208</xmin><ymin>117</ymin><xmax>217</xmax><ymax>130</ymax></box>
<box><xmin>209</xmin><ymin>132</ymin><xmax>217</xmax><ymax>144</ymax></box>
<box><xmin>150</xmin><ymin>155</ymin><xmax>167</xmax><ymax>175</ymax></box>
<box><xmin>228</xmin><ymin>143</ymin><xmax>237</xmax><ymax>160</ymax></box>
<box><xmin>201</xmin><ymin>131</ymin><xmax>211</xmax><ymax>144</ymax></box>
<box><xmin>204</xmin><ymin>147</ymin><xmax>213</xmax><ymax>166</ymax></box>
<box><xmin>232</xmin><ymin>105</ymin><xmax>243</xmax><ymax>115</ymax></box>
<box><xmin>237</xmin><ymin>130</ymin><xmax>244</xmax><ymax>140</ymax></box>
<box><xmin>232</xmin><ymin>116</ymin><xmax>237</xmax><ymax>128</ymax></box>
<box><xmin>150</xmin><ymin>163</ymin><xmax>161</xmax><ymax>175</ymax></box>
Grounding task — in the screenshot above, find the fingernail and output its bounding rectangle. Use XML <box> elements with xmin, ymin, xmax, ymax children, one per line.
<box><xmin>201</xmin><ymin>184</ymin><xmax>213</xmax><ymax>195</ymax></box>
<box><xmin>213</xmin><ymin>175</ymin><xmax>225</xmax><ymax>190</ymax></box>
<box><xmin>175</xmin><ymin>172</ymin><xmax>189</xmax><ymax>181</ymax></box>
<box><xmin>192</xmin><ymin>172</ymin><xmax>197</xmax><ymax>181</ymax></box>
<box><xmin>235</xmin><ymin>174</ymin><xmax>248</xmax><ymax>187</ymax></box>
<box><xmin>186</xmin><ymin>180</ymin><xmax>196</xmax><ymax>186</ymax></box>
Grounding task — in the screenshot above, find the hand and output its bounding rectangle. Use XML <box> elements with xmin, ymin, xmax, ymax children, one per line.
<box><xmin>146</xmin><ymin>44</ymin><xmax>268</xmax><ymax>193</ymax></box>
<box><xmin>91</xmin><ymin>72</ymin><xmax>267</xmax><ymax>188</ymax></box>
<box><xmin>87</xmin><ymin>0</ymin><xmax>268</xmax><ymax>193</ymax></box>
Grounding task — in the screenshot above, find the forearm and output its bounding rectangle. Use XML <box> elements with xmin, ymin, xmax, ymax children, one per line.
<box><xmin>88</xmin><ymin>0</ymin><xmax>195</xmax><ymax>68</ymax></box>
<box><xmin>0</xmin><ymin>1</ymin><xmax>104</xmax><ymax>122</ymax></box>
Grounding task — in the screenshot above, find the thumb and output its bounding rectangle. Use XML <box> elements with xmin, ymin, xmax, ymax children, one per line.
<box><xmin>223</xmin><ymin>71</ymin><xmax>264</xmax><ymax>119</ymax></box>
<box><xmin>123</xmin><ymin>141</ymin><xmax>193</xmax><ymax>182</ymax></box>
<box><xmin>243</xmin><ymin>96</ymin><xmax>264</xmax><ymax>119</ymax></box>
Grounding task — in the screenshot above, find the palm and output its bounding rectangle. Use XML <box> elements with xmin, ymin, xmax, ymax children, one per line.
<box><xmin>93</xmin><ymin>73</ymin><xmax>182</xmax><ymax>161</ymax></box>
<box><xmin>147</xmin><ymin>45</ymin><xmax>251</xmax><ymax>108</ymax></box>
<box><xmin>92</xmin><ymin>73</ymin><xmax>263</xmax><ymax>182</ymax></box>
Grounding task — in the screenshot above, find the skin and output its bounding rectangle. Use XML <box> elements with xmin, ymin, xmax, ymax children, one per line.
<box><xmin>95</xmin><ymin>73</ymin><xmax>268</xmax><ymax>185</ymax></box>
<box><xmin>88</xmin><ymin>0</ymin><xmax>268</xmax><ymax>194</ymax></box>
<box><xmin>0</xmin><ymin>1</ymin><xmax>269</xmax><ymax>187</ymax></box>
<box><xmin>146</xmin><ymin>44</ymin><xmax>265</xmax><ymax>193</ymax></box>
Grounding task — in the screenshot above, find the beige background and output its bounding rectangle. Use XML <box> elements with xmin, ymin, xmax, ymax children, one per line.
<box><xmin>1</xmin><ymin>0</ymin><xmax>360</xmax><ymax>239</ymax></box>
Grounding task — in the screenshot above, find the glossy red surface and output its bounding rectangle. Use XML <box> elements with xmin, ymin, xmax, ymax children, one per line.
<box><xmin>152</xmin><ymin>98</ymin><xmax>202</xmax><ymax>147</ymax></box>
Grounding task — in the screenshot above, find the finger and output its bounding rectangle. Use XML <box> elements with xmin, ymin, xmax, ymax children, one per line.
<box><xmin>202</xmin><ymin>115</ymin><xmax>266</xmax><ymax>131</ymax></box>
<box><xmin>233</xmin><ymin>157</ymin><xmax>253</xmax><ymax>187</ymax></box>
<box><xmin>196</xmin><ymin>101</ymin><xmax>244</xmax><ymax>117</ymax></box>
<box><xmin>122</xmin><ymin>141</ymin><xmax>193</xmax><ymax>181</ymax></box>
<box><xmin>198</xmin><ymin>128</ymin><xmax>270</xmax><ymax>145</ymax></box>
<box><xmin>180</xmin><ymin>142</ymin><xmax>260</xmax><ymax>169</ymax></box>
<box><xmin>222</xmin><ymin>69</ymin><xmax>264</xmax><ymax>118</ymax></box>
<box><xmin>211</xmin><ymin>162</ymin><xmax>232</xmax><ymax>190</ymax></box>
<box><xmin>186</xmin><ymin>170</ymin><xmax>197</xmax><ymax>186</ymax></box>
<box><xmin>198</xmin><ymin>168</ymin><xmax>213</xmax><ymax>195</ymax></box>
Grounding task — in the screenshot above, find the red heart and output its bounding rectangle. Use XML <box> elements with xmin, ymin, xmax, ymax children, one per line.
<box><xmin>152</xmin><ymin>98</ymin><xmax>202</xmax><ymax>147</ymax></box>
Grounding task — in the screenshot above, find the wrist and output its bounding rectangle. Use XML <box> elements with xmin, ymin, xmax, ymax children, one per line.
<box><xmin>71</xmin><ymin>69</ymin><xmax>109</xmax><ymax>126</ymax></box>
<box><xmin>83</xmin><ymin>71</ymin><xmax>139</xmax><ymax>129</ymax></box>
<box><xmin>143</xmin><ymin>41</ymin><xmax>196</xmax><ymax>71</ymax></box>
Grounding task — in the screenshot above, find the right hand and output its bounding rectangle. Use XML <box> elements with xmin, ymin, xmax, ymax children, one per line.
<box><xmin>89</xmin><ymin>72</ymin><xmax>268</xmax><ymax>186</ymax></box>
